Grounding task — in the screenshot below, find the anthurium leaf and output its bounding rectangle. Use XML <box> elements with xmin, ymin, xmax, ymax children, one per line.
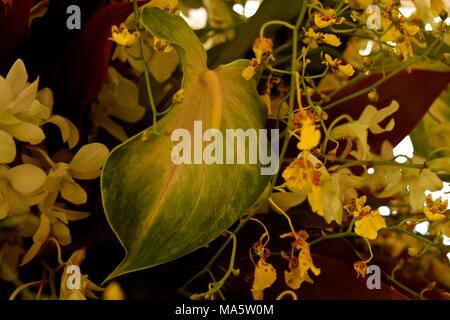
<box><xmin>101</xmin><ymin>7</ymin><xmax>269</xmax><ymax>281</ymax></box>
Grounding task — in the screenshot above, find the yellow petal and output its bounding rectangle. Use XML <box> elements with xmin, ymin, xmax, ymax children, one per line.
<box><xmin>6</xmin><ymin>164</ymin><xmax>47</xmax><ymax>194</ymax></box>
<box><xmin>8</xmin><ymin>78</ymin><xmax>39</xmax><ymax>113</ymax></box>
<box><xmin>53</xmin><ymin>221</ymin><xmax>72</xmax><ymax>246</ymax></box>
<box><xmin>297</xmin><ymin>123</ymin><xmax>321</xmax><ymax>150</ymax></box>
<box><xmin>0</xmin><ymin>130</ymin><xmax>16</xmax><ymax>164</ymax></box>
<box><xmin>338</xmin><ymin>64</ymin><xmax>355</xmax><ymax>76</ymax></box>
<box><xmin>46</xmin><ymin>115</ymin><xmax>79</xmax><ymax>148</ymax></box>
<box><xmin>5</xmin><ymin>59</ymin><xmax>28</xmax><ymax>98</ymax></box>
<box><xmin>20</xmin><ymin>240</ymin><xmax>45</xmax><ymax>266</ymax></box>
<box><xmin>4</xmin><ymin>122</ymin><xmax>45</xmax><ymax>144</ymax></box>
<box><xmin>69</xmin><ymin>143</ymin><xmax>109</xmax><ymax>179</ymax></box>
<box><xmin>355</xmin><ymin>212</ymin><xmax>386</xmax><ymax>239</ymax></box>
<box><xmin>251</xmin><ymin>259</ymin><xmax>277</xmax><ymax>300</ymax></box>
<box><xmin>424</xmin><ymin>207</ymin><xmax>446</xmax><ymax>222</ymax></box>
<box><xmin>60</xmin><ymin>179</ymin><xmax>87</xmax><ymax>205</ymax></box>
<box><xmin>323</xmin><ymin>34</ymin><xmax>341</xmax><ymax>47</ymax></box>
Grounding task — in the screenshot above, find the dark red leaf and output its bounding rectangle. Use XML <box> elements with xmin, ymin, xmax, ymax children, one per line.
<box><xmin>0</xmin><ymin>0</ymin><xmax>31</xmax><ymax>72</ymax></box>
<box><xmin>326</xmin><ymin>70</ymin><xmax>450</xmax><ymax>154</ymax></box>
<box><xmin>51</xmin><ymin>2</ymin><xmax>135</xmax><ymax>130</ymax></box>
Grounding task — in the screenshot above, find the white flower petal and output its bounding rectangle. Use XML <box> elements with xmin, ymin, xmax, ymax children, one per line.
<box><xmin>46</xmin><ymin>115</ymin><xmax>79</xmax><ymax>148</ymax></box>
<box><xmin>5</xmin><ymin>121</ymin><xmax>45</xmax><ymax>144</ymax></box>
<box><xmin>33</xmin><ymin>214</ymin><xmax>50</xmax><ymax>242</ymax></box>
<box><xmin>97</xmin><ymin>116</ymin><xmax>129</xmax><ymax>142</ymax></box>
<box><xmin>0</xmin><ymin>130</ymin><xmax>16</xmax><ymax>164</ymax></box>
<box><xmin>66</xmin><ymin>118</ymin><xmax>80</xmax><ymax>149</ymax></box>
<box><xmin>36</xmin><ymin>87</ymin><xmax>54</xmax><ymax>108</ymax></box>
<box><xmin>70</xmin><ymin>143</ymin><xmax>109</xmax><ymax>178</ymax></box>
<box><xmin>6</xmin><ymin>164</ymin><xmax>47</xmax><ymax>194</ymax></box>
<box><xmin>20</xmin><ymin>240</ymin><xmax>44</xmax><ymax>266</ymax></box>
<box><xmin>17</xmin><ymin>100</ymin><xmax>51</xmax><ymax>124</ymax></box>
<box><xmin>8</xmin><ymin>77</ymin><xmax>39</xmax><ymax>113</ymax></box>
<box><xmin>0</xmin><ymin>109</ymin><xmax>21</xmax><ymax>125</ymax></box>
<box><xmin>60</xmin><ymin>179</ymin><xmax>87</xmax><ymax>204</ymax></box>
<box><xmin>0</xmin><ymin>195</ymin><xmax>10</xmax><ymax>219</ymax></box>
<box><xmin>53</xmin><ymin>221</ymin><xmax>71</xmax><ymax>246</ymax></box>
<box><xmin>6</xmin><ymin>59</ymin><xmax>28</xmax><ymax>98</ymax></box>
<box><xmin>0</xmin><ymin>76</ymin><xmax>13</xmax><ymax>108</ymax></box>
<box><xmin>6</xmin><ymin>186</ymin><xmax>30</xmax><ymax>215</ymax></box>
<box><xmin>46</xmin><ymin>115</ymin><xmax>69</xmax><ymax>141</ymax></box>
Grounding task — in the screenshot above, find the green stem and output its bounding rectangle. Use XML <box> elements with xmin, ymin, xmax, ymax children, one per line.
<box><xmin>180</xmin><ymin>2</ymin><xmax>309</xmax><ymax>295</ymax></box>
<box><xmin>386</xmin><ymin>226</ymin><xmax>449</xmax><ymax>251</ymax></box>
<box><xmin>132</xmin><ymin>0</ymin><xmax>158</xmax><ymax>130</ymax></box>
<box><xmin>332</xmin><ymin>157</ymin><xmax>425</xmax><ymax>170</ymax></box>
<box><xmin>323</xmin><ymin>34</ymin><xmax>443</xmax><ymax>111</ymax></box>
<box><xmin>309</xmin><ymin>231</ymin><xmax>358</xmax><ymax>246</ymax></box>
<box><xmin>190</xmin><ymin>231</ymin><xmax>237</xmax><ymax>300</ymax></box>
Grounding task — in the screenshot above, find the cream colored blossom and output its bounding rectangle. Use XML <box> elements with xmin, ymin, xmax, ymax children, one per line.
<box><xmin>59</xmin><ymin>248</ymin><xmax>104</xmax><ymax>300</ymax></box>
<box><xmin>91</xmin><ymin>67</ymin><xmax>146</xmax><ymax>142</ymax></box>
<box><xmin>20</xmin><ymin>144</ymin><xmax>109</xmax><ymax>265</ymax></box>
<box><xmin>329</xmin><ymin>100</ymin><xmax>399</xmax><ymax>160</ymax></box>
<box><xmin>378</xmin><ymin>168</ymin><xmax>443</xmax><ymax>212</ymax></box>
<box><xmin>0</xmin><ymin>164</ymin><xmax>46</xmax><ymax>220</ymax></box>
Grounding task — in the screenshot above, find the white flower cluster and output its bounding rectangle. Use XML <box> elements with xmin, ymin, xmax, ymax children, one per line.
<box><xmin>0</xmin><ymin>60</ymin><xmax>109</xmax><ymax>277</ymax></box>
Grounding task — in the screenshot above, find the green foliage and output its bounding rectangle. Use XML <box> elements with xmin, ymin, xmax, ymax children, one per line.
<box><xmin>101</xmin><ymin>8</ymin><xmax>269</xmax><ymax>281</ymax></box>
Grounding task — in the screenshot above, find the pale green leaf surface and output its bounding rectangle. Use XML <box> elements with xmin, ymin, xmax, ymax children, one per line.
<box><xmin>101</xmin><ymin>8</ymin><xmax>269</xmax><ymax>281</ymax></box>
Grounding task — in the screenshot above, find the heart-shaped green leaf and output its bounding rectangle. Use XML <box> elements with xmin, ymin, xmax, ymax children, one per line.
<box><xmin>101</xmin><ymin>7</ymin><xmax>270</xmax><ymax>281</ymax></box>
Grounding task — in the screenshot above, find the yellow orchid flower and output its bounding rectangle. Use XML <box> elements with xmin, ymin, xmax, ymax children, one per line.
<box><xmin>110</xmin><ymin>23</ymin><xmax>139</xmax><ymax>47</ymax></box>
<box><xmin>323</xmin><ymin>53</ymin><xmax>355</xmax><ymax>76</ymax></box>
<box><xmin>282</xmin><ymin>153</ymin><xmax>360</xmax><ymax>224</ymax></box>
<box><xmin>242</xmin><ymin>38</ymin><xmax>273</xmax><ymax>80</ymax></box>
<box><xmin>253</xmin><ymin>37</ymin><xmax>274</xmax><ymax>64</ymax></box>
<box><xmin>354</xmin><ymin>260</ymin><xmax>368</xmax><ymax>278</ymax></box>
<box><xmin>345</xmin><ymin>196</ymin><xmax>386</xmax><ymax>240</ymax></box>
<box><xmin>298</xmin><ymin>119</ymin><xmax>321</xmax><ymax>150</ymax></box>
<box><xmin>314</xmin><ymin>8</ymin><xmax>345</xmax><ymax>28</ymax></box>
<box><xmin>282</xmin><ymin>152</ymin><xmax>327</xmax><ymax>194</ymax></box>
<box><xmin>305</xmin><ymin>28</ymin><xmax>341</xmax><ymax>47</ymax></box>
<box><xmin>251</xmin><ymin>258</ymin><xmax>277</xmax><ymax>300</ymax></box>
<box><xmin>242</xmin><ymin>58</ymin><xmax>259</xmax><ymax>80</ymax></box>
<box><xmin>293</xmin><ymin>110</ymin><xmax>321</xmax><ymax>151</ymax></box>
<box><xmin>281</xmin><ymin>231</ymin><xmax>320</xmax><ymax>289</ymax></box>
<box><xmin>424</xmin><ymin>195</ymin><xmax>448</xmax><ymax>222</ymax></box>
<box><xmin>153</xmin><ymin>36</ymin><xmax>173</xmax><ymax>53</ymax></box>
